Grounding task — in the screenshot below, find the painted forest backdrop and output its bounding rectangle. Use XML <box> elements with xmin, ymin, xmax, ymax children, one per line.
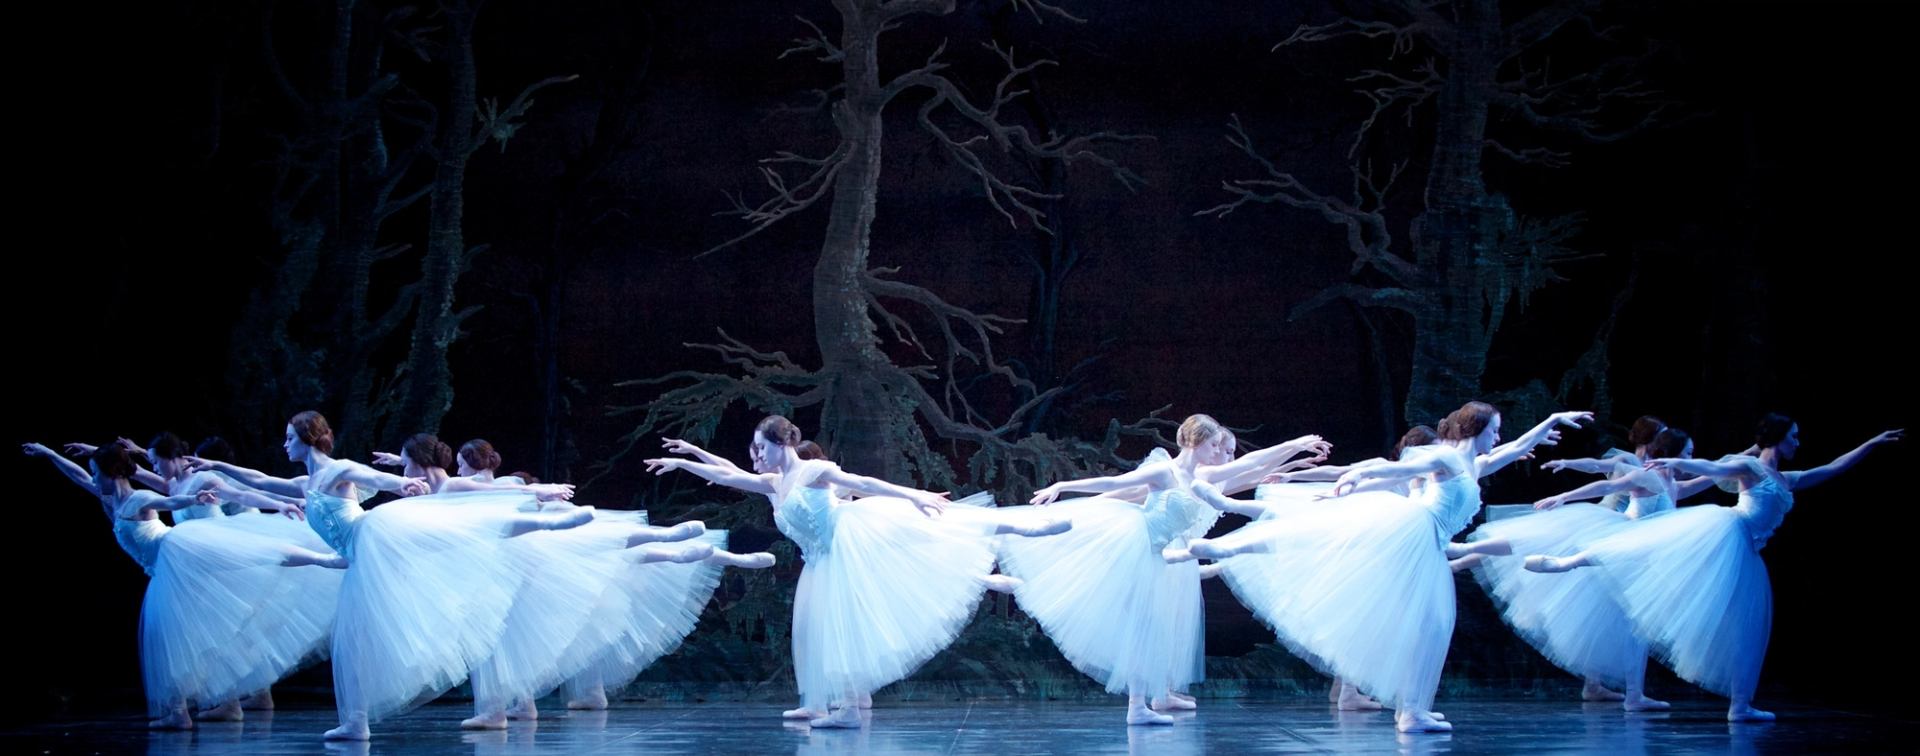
<box><xmin>9</xmin><ymin>0</ymin><xmax>1913</xmax><ymax>717</ymax></box>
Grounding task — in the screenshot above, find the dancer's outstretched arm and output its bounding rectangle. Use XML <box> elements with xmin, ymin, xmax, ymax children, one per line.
<box><xmin>1480</xmin><ymin>412</ymin><xmax>1593</xmax><ymax>475</ymax></box>
<box><xmin>439</xmin><ymin>476</ymin><xmax>576</xmax><ymax>501</ymax></box>
<box><xmin>63</xmin><ymin>441</ymin><xmax>170</xmax><ymax>491</ymax></box>
<box><xmin>1030</xmin><ymin>464</ymin><xmax>1178</xmax><ymax>506</ymax></box>
<box><xmin>1786</xmin><ymin>429</ymin><xmax>1902</xmax><ymax>490</ymax></box>
<box><xmin>1533</xmin><ymin>473</ymin><xmax>1647</xmax><ymax>511</ymax></box>
<box><xmin>1212</xmin><ymin>454</ymin><xmax>1328</xmax><ymax>495</ymax></box>
<box><xmin>815</xmin><ymin>465</ymin><xmax>950</xmax><ymax>516</ymax></box>
<box><xmin>661</xmin><ymin>438</ymin><xmax>741</xmax><ymax>470</ymax></box>
<box><xmin>200</xmin><ymin>478</ymin><xmax>309</xmax><ymax>520</ymax></box>
<box><xmin>1189</xmin><ymin>480</ymin><xmax>1274</xmax><ymax>518</ymax></box>
<box><xmin>329</xmin><ymin>459</ymin><xmax>430</xmax><ymax>496</ymax></box>
<box><xmin>644</xmin><ymin>457</ymin><xmax>777</xmax><ymax>494</ymax></box>
<box><xmin>185</xmin><ymin>458</ymin><xmax>308</xmax><ymax>498</ymax></box>
<box><xmin>1645</xmin><ymin>456</ymin><xmax>1759</xmax><ymax>483</ymax></box>
<box><xmin>1204</xmin><ymin>435</ymin><xmax>1332</xmax><ymax>488</ymax></box>
<box><xmin>133</xmin><ymin>489</ymin><xmax>219</xmax><ymax>514</ymax></box>
<box><xmin>1330</xmin><ymin>447</ymin><xmax>1467</xmax><ymax>496</ymax></box>
<box><xmin>1542</xmin><ymin>457</ymin><xmax>1632</xmax><ymax>476</ymax></box>
<box><xmin>25</xmin><ymin>443</ymin><xmax>95</xmax><ymax>492</ymax></box>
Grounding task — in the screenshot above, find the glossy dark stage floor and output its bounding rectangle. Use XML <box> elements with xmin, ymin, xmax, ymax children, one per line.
<box><xmin>8</xmin><ymin>699</ymin><xmax>1911</xmax><ymax>754</ymax></box>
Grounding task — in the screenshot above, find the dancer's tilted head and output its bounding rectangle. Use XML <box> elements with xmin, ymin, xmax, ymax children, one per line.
<box><xmin>1648</xmin><ymin>427</ymin><xmax>1692</xmax><ymax>460</ymax></box>
<box><xmin>751</xmin><ymin>415</ymin><xmax>804</xmax><ymax>473</ymax></box>
<box><xmin>1755</xmin><ymin>413</ymin><xmax>1798</xmax><ymax>460</ymax></box>
<box><xmin>402</xmin><ymin>434</ymin><xmax>454</xmax><ymax>477</ymax></box>
<box><xmin>286</xmin><ymin>411</ymin><xmax>334</xmax><ymax>461</ymax></box>
<box><xmin>1628</xmin><ymin>415</ymin><xmax>1667</xmax><ymax>449</ymax></box>
<box><xmin>458</xmin><ymin>439</ymin><xmax>503</xmax><ymax>477</ymax></box>
<box><xmin>1439</xmin><ymin>401</ymin><xmax>1501</xmax><ymax>455</ymax></box>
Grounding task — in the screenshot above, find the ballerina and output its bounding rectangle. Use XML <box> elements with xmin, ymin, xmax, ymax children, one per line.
<box><xmin>645</xmin><ymin>415</ymin><xmax>1062</xmax><ymax>729</ymax></box>
<box><xmin>23</xmin><ymin>442</ymin><xmax>339</xmax><ymax>729</ymax></box>
<box><xmin>1525</xmin><ymin>416</ymin><xmax>1902</xmax><ymax>721</ymax></box>
<box><xmin>1463</xmin><ymin>426</ymin><xmax>1723</xmax><ymax>710</ymax></box>
<box><xmin>1181</xmin><ymin>425</ymin><xmax>1432</xmax><ymax>712</ymax></box>
<box><xmin>375</xmin><ymin>433</ymin><xmax>771</xmax><ymax>725</ymax></box>
<box><xmin>1002</xmin><ymin>415</ymin><xmax>1329</xmax><ymax>725</ymax></box>
<box><xmin>1184</xmin><ymin>403</ymin><xmax>1589</xmax><ymax>732</ymax></box>
<box><xmin>194</xmin><ymin>411</ymin><xmax>597</xmax><ymax>740</ymax></box>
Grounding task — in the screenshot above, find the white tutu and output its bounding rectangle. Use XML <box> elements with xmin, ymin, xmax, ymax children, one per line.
<box><xmin>466</xmin><ymin>501</ymin><xmax>633</xmax><ymax>713</ymax></box>
<box><xmin>1208</xmin><ymin>475</ymin><xmax>1473</xmax><ymax>712</ymax></box>
<box><xmin>313</xmin><ymin>488</ymin><xmax>548</xmax><ymax>723</ymax></box>
<box><xmin>1581</xmin><ymin>503</ymin><xmax>1772</xmax><ymax>698</ymax></box>
<box><xmin>775</xmin><ymin>462</ymin><xmax>998</xmax><ymax>711</ymax></box>
<box><xmin>565</xmin><ymin>525</ymin><xmax>728</xmax><ymax>699</ymax></box>
<box><xmin>996</xmin><ymin>488</ymin><xmax>1207</xmax><ymax>697</ymax></box>
<box><xmin>1468</xmin><ymin>503</ymin><xmax>1644</xmax><ymax>687</ymax></box>
<box><xmin>139</xmin><ymin>514</ymin><xmax>341</xmax><ymax>715</ymax></box>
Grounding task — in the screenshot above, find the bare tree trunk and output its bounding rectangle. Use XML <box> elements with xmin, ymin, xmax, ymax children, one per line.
<box><xmin>1402</xmin><ymin>0</ymin><xmax>1509</xmax><ymax>424</ymax></box>
<box><xmin>812</xmin><ymin>15</ymin><xmax>912</xmax><ymax>480</ymax></box>
<box><xmin>395</xmin><ymin>2</ymin><xmax>481</xmax><ymax>439</ymax></box>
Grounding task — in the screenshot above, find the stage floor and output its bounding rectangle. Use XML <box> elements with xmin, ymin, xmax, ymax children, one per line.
<box><xmin>7</xmin><ymin>699</ymin><xmax>1911</xmax><ymax>753</ymax></box>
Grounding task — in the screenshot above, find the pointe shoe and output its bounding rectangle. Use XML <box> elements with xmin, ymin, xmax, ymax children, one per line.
<box><xmin>808</xmin><ymin>707</ymin><xmax>864</xmax><ymax>729</ymax></box>
<box><xmin>1395</xmin><ymin>710</ymin><xmax>1452</xmax><ymax>733</ymax></box>
<box><xmin>1523</xmin><ymin>555</ymin><xmax>1571</xmax><ymax>573</ymax></box>
<box><xmin>1163</xmin><ymin>547</ymin><xmax>1196</xmax><ymax>564</ymax></box>
<box><xmin>506</xmin><ymin>699</ymin><xmax>538</xmax><ymax>721</ymax></box>
<box><xmin>323</xmin><ymin>714</ymin><xmax>370</xmax><ymax>741</ymax></box>
<box><xmin>1727</xmin><ymin>704</ymin><xmax>1775</xmax><ymax>722</ymax></box>
<box><xmin>1151</xmin><ymin>695</ymin><xmax>1197</xmax><ymax>711</ymax></box>
<box><xmin>663</xmin><ymin>521</ymin><xmax>707</xmax><ymax>541</ymax></box>
<box><xmin>1337</xmin><ymin>688</ymin><xmax>1384</xmax><ymax>711</ymax></box>
<box><xmin>529</xmin><ymin>506</ymin><xmax>594</xmax><ymax>532</ymax></box>
<box><xmin>782</xmin><ymin>707</ymin><xmax>824</xmax><ymax>720</ymax></box>
<box><xmin>196</xmin><ymin>700</ymin><xmax>244</xmax><ymax>722</ymax></box>
<box><xmin>567</xmin><ymin>690</ymin><xmax>609</xmax><ymax>711</ymax></box>
<box><xmin>1013</xmin><ymin>518</ymin><xmax>1072</xmax><ymax>537</ymax></box>
<box><xmin>1127</xmin><ymin>704</ymin><xmax>1175</xmax><ymax>725</ymax></box>
<box><xmin>668</xmin><ymin>544</ymin><xmax>715</xmax><ymax>563</ymax></box>
<box><xmin>239</xmin><ymin>690</ymin><xmax>275</xmax><ymax>711</ymax></box>
<box><xmin>981</xmin><ymin>574</ymin><xmax>1023</xmax><ymax>594</ymax></box>
<box><xmin>713</xmin><ymin>551</ymin><xmax>776</xmax><ymax>569</ymax></box>
<box><xmin>1188</xmin><ymin>539</ymin><xmax>1230</xmax><ymax>560</ymax></box>
<box><xmin>460</xmin><ymin>712</ymin><xmax>508</xmax><ymax>730</ymax></box>
<box><xmin>1623</xmin><ymin>693</ymin><xmax>1670</xmax><ymax>712</ymax></box>
<box><xmin>1582</xmin><ymin>682</ymin><xmax>1627</xmax><ymax>702</ymax></box>
<box><xmin>148</xmin><ymin>711</ymin><xmax>194</xmax><ymax>731</ymax></box>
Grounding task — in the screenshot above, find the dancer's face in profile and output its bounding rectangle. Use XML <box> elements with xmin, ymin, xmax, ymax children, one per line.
<box><xmin>1776</xmin><ymin>424</ymin><xmax>1800</xmax><ymax>461</ymax></box>
<box><xmin>1680</xmin><ymin>440</ymin><xmax>1695</xmax><ymax>460</ymax></box>
<box><xmin>1474</xmin><ymin>414</ymin><xmax>1503</xmax><ymax>456</ymax></box>
<box><xmin>1203</xmin><ymin>434</ymin><xmax>1235</xmax><ymax>466</ymax></box>
<box><xmin>148</xmin><ymin>448</ymin><xmax>184</xmax><ymax>480</ymax></box>
<box><xmin>284</xmin><ymin>424</ymin><xmax>308</xmax><ymax>462</ymax></box>
<box><xmin>458</xmin><ymin>458</ymin><xmax>478</xmax><ymax>477</ymax></box>
<box><xmin>749</xmin><ymin>434</ymin><xmax>783</xmax><ymax>474</ymax></box>
<box><xmin>89</xmin><ymin>459</ymin><xmax>111</xmax><ymax>495</ymax></box>
<box><xmin>401</xmin><ymin>451</ymin><xmax>426</xmax><ymax>479</ymax></box>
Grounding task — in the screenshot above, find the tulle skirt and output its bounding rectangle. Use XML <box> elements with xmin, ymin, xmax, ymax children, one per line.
<box><xmin>1468</xmin><ymin>504</ymin><xmax>1644</xmax><ymax>687</ymax></box>
<box><xmin>1581</xmin><ymin>505</ymin><xmax>1771</xmax><ymax>698</ymax></box>
<box><xmin>788</xmin><ymin>495</ymin><xmax>998</xmax><ymax>710</ymax></box>
<box><xmin>1208</xmin><ymin>490</ymin><xmax>1453</xmax><ymax>711</ymax></box>
<box><xmin>139</xmin><ymin>514</ymin><xmax>341</xmax><ymax>715</ymax></box>
<box><xmin>328</xmin><ymin>492</ymin><xmax>549</xmax><ymax>722</ymax></box>
<box><xmin>996</xmin><ymin>497</ymin><xmax>1204</xmax><ymax>696</ymax></box>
